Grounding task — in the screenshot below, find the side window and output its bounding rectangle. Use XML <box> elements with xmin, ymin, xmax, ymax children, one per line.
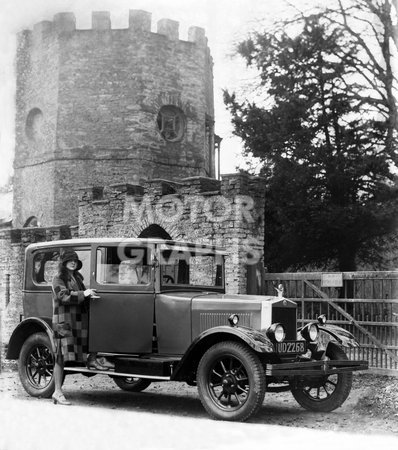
<box><xmin>33</xmin><ymin>250</ymin><xmax>59</xmax><ymax>284</ymax></box>
<box><xmin>160</xmin><ymin>249</ymin><xmax>224</xmax><ymax>287</ymax></box>
<box><xmin>33</xmin><ymin>248</ymin><xmax>91</xmax><ymax>286</ymax></box>
<box><xmin>96</xmin><ymin>246</ymin><xmax>151</xmax><ymax>285</ymax></box>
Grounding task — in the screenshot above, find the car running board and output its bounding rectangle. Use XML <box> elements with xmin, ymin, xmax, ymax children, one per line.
<box><xmin>64</xmin><ymin>366</ymin><xmax>171</xmax><ymax>380</ymax></box>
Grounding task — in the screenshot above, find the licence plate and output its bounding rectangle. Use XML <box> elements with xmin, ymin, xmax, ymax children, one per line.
<box><xmin>275</xmin><ymin>340</ymin><xmax>307</xmax><ymax>354</ymax></box>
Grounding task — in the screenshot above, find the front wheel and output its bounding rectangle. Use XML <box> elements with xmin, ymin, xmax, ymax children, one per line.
<box><xmin>112</xmin><ymin>376</ymin><xmax>152</xmax><ymax>392</ymax></box>
<box><xmin>18</xmin><ymin>332</ymin><xmax>55</xmax><ymax>398</ymax></box>
<box><xmin>289</xmin><ymin>343</ymin><xmax>353</xmax><ymax>412</ymax></box>
<box><xmin>197</xmin><ymin>341</ymin><xmax>266</xmax><ymax>421</ymax></box>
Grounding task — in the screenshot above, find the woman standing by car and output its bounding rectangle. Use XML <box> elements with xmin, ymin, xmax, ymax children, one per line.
<box><xmin>51</xmin><ymin>249</ymin><xmax>110</xmax><ymax>405</ymax></box>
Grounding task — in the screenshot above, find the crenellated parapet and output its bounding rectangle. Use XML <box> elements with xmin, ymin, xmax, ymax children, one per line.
<box><xmin>20</xmin><ymin>10</ymin><xmax>207</xmax><ymax>46</ymax></box>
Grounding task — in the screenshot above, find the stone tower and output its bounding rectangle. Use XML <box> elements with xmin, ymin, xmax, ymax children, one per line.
<box><xmin>12</xmin><ymin>10</ymin><xmax>215</xmax><ymax>227</ymax></box>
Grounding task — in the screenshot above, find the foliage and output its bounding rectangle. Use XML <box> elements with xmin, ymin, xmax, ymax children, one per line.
<box><xmin>224</xmin><ymin>2</ymin><xmax>398</xmax><ymax>271</ymax></box>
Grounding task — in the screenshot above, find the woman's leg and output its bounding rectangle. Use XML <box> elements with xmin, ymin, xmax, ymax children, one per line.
<box><xmin>52</xmin><ymin>350</ymin><xmax>71</xmax><ymax>404</ymax></box>
<box><xmin>53</xmin><ymin>350</ymin><xmax>64</xmax><ymax>395</ymax></box>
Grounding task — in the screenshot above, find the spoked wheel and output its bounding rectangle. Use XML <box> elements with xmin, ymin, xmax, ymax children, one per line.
<box><xmin>197</xmin><ymin>341</ymin><xmax>266</xmax><ymax>421</ymax></box>
<box><xmin>290</xmin><ymin>343</ymin><xmax>353</xmax><ymax>412</ymax></box>
<box><xmin>18</xmin><ymin>332</ymin><xmax>55</xmax><ymax>398</ymax></box>
<box><xmin>112</xmin><ymin>376</ymin><xmax>152</xmax><ymax>392</ymax></box>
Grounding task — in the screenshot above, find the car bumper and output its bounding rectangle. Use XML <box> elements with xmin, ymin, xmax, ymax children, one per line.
<box><xmin>265</xmin><ymin>359</ymin><xmax>368</xmax><ymax>377</ymax></box>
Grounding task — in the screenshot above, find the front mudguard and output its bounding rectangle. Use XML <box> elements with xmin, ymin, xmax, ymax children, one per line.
<box><xmin>172</xmin><ymin>325</ymin><xmax>273</xmax><ymax>381</ymax></box>
<box><xmin>298</xmin><ymin>323</ymin><xmax>358</xmax><ymax>353</ymax></box>
<box><xmin>6</xmin><ymin>317</ymin><xmax>56</xmax><ymax>360</ymax></box>
<box><xmin>191</xmin><ymin>325</ymin><xmax>274</xmax><ymax>354</ymax></box>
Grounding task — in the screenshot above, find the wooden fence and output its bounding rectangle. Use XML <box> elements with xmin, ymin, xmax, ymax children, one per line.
<box><xmin>261</xmin><ymin>271</ymin><xmax>398</xmax><ymax>376</ymax></box>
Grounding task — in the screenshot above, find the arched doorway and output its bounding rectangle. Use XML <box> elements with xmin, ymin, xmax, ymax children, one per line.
<box><xmin>23</xmin><ymin>216</ymin><xmax>39</xmax><ymax>227</ymax></box>
<box><xmin>138</xmin><ymin>224</ymin><xmax>171</xmax><ymax>239</ymax></box>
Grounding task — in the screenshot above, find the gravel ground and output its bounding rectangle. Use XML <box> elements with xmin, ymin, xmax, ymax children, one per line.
<box><xmin>1</xmin><ymin>369</ymin><xmax>397</xmax><ymax>435</ymax></box>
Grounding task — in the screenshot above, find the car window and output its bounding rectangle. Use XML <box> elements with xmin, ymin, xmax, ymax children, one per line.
<box><xmin>32</xmin><ymin>248</ymin><xmax>91</xmax><ymax>286</ymax></box>
<box><xmin>33</xmin><ymin>250</ymin><xmax>59</xmax><ymax>284</ymax></box>
<box><xmin>160</xmin><ymin>248</ymin><xmax>223</xmax><ymax>288</ymax></box>
<box><xmin>96</xmin><ymin>246</ymin><xmax>151</xmax><ymax>285</ymax></box>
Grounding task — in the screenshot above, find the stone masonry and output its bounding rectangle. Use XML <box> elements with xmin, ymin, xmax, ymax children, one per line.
<box><xmin>13</xmin><ymin>11</ymin><xmax>215</xmax><ymax>228</ymax></box>
<box><xmin>78</xmin><ymin>173</ymin><xmax>266</xmax><ymax>294</ymax></box>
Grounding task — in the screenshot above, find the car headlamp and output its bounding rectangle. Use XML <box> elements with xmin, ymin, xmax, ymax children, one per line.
<box><xmin>301</xmin><ymin>322</ymin><xmax>319</xmax><ymax>342</ymax></box>
<box><xmin>228</xmin><ymin>314</ymin><xmax>239</xmax><ymax>327</ymax></box>
<box><xmin>267</xmin><ymin>323</ymin><xmax>286</xmax><ymax>343</ymax></box>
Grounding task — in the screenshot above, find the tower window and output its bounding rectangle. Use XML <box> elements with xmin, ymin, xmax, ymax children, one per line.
<box><xmin>25</xmin><ymin>108</ymin><xmax>44</xmax><ymax>142</ymax></box>
<box><xmin>157</xmin><ymin>106</ymin><xmax>185</xmax><ymax>142</ymax></box>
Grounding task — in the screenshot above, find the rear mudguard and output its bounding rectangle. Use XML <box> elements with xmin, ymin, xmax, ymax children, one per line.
<box><xmin>6</xmin><ymin>317</ymin><xmax>56</xmax><ymax>360</ymax></box>
<box><xmin>298</xmin><ymin>323</ymin><xmax>359</xmax><ymax>350</ymax></box>
<box><xmin>172</xmin><ymin>325</ymin><xmax>273</xmax><ymax>381</ymax></box>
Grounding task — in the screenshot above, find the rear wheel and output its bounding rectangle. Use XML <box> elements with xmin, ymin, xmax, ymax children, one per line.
<box><xmin>112</xmin><ymin>376</ymin><xmax>152</xmax><ymax>392</ymax></box>
<box><xmin>290</xmin><ymin>343</ymin><xmax>353</xmax><ymax>412</ymax></box>
<box><xmin>18</xmin><ymin>332</ymin><xmax>55</xmax><ymax>398</ymax></box>
<box><xmin>197</xmin><ymin>341</ymin><xmax>266</xmax><ymax>421</ymax></box>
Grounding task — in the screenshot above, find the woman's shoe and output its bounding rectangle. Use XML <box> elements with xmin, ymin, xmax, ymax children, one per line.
<box><xmin>52</xmin><ymin>392</ymin><xmax>71</xmax><ymax>406</ymax></box>
<box><xmin>96</xmin><ymin>356</ymin><xmax>115</xmax><ymax>370</ymax></box>
<box><xmin>86</xmin><ymin>354</ymin><xmax>110</xmax><ymax>371</ymax></box>
<box><xmin>87</xmin><ymin>359</ymin><xmax>108</xmax><ymax>370</ymax></box>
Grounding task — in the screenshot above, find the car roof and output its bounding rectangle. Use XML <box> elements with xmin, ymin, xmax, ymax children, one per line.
<box><xmin>25</xmin><ymin>237</ymin><xmax>228</xmax><ymax>253</ymax></box>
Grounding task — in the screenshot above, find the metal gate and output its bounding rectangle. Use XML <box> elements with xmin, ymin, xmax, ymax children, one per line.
<box><xmin>260</xmin><ymin>271</ymin><xmax>398</xmax><ymax>376</ymax></box>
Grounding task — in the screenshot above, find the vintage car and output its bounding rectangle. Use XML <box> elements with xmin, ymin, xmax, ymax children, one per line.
<box><xmin>6</xmin><ymin>238</ymin><xmax>368</xmax><ymax>421</ymax></box>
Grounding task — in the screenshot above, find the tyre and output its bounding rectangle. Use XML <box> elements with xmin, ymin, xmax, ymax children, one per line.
<box><xmin>290</xmin><ymin>343</ymin><xmax>353</xmax><ymax>412</ymax></box>
<box><xmin>18</xmin><ymin>332</ymin><xmax>55</xmax><ymax>398</ymax></box>
<box><xmin>197</xmin><ymin>341</ymin><xmax>266</xmax><ymax>421</ymax></box>
<box><xmin>112</xmin><ymin>376</ymin><xmax>152</xmax><ymax>392</ymax></box>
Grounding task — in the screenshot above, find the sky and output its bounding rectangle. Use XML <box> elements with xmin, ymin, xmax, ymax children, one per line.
<box><xmin>0</xmin><ymin>0</ymin><xmax>315</xmax><ymax>187</ymax></box>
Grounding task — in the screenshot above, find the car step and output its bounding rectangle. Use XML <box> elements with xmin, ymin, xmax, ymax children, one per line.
<box><xmin>266</xmin><ymin>384</ymin><xmax>291</xmax><ymax>393</ymax></box>
<box><xmin>114</xmin><ymin>356</ymin><xmax>179</xmax><ymax>377</ymax></box>
<box><xmin>64</xmin><ymin>366</ymin><xmax>171</xmax><ymax>380</ymax></box>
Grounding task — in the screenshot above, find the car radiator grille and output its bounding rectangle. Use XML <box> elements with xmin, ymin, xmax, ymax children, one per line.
<box><xmin>271</xmin><ymin>307</ymin><xmax>297</xmax><ymax>340</ymax></box>
<box><xmin>200</xmin><ymin>312</ymin><xmax>253</xmax><ymax>332</ymax></box>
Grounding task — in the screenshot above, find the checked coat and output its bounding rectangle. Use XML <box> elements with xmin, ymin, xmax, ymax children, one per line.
<box><xmin>52</xmin><ymin>271</ymin><xmax>89</xmax><ymax>363</ymax></box>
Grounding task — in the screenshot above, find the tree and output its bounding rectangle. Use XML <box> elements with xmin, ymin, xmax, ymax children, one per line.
<box><xmin>315</xmin><ymin>0</ymin><xmax>398</xmax><ymax>160</ymax></box>
<box><xmin>224</xmin><ymin>14</ymin><xmax>398</xmax><ymax>272</ymax></box>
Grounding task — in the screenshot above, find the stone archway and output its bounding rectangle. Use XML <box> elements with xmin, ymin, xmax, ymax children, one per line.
<box><xmin>138</xmin><ymin>224</ymin><xmax>171</xmax><ymax>239</ymax></box>
<box><xmin>23</xmin><ymin>216</ymin><xmax>39</xmax><ymax>227</ymax></box>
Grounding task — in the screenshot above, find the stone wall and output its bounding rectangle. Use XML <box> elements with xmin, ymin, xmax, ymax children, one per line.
<box><xmin>13</xmin><ymin>10</ymin><xmax>215</xmax><ymax>228</ymax></box>
<box><xmin>79</xmin><ymin>173</ymin><xmax>266</xmax><ymax>294</ymax></box>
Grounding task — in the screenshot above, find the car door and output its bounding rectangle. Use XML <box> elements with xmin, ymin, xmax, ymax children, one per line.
<box><xmin>89</xmin><ymin>243</ymin><xmax>155</xmax><ymax>354</ymax></box>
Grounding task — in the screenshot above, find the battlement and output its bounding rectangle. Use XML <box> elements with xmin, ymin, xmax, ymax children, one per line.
<box><xmin>78</xmin><ymin>174</ymin><xmax>267</xmax><ymax>205</ymax></box>
<box><xmin>25</xmin><ymin>10</ymin><xmax>207</xmax><ymax>46</ymax></box>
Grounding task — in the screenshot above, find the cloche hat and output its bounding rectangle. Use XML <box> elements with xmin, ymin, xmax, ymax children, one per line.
<box><xmin>61</xmin><ymin>250</ymin><xmax>82</xmax><ymax>270</ymax></box>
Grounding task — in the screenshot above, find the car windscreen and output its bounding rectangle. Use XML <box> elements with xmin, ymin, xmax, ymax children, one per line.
<box><xmin>160</xmin><ymin>246</ymin><xmax>224</xmax><ymax>288</ymax></box>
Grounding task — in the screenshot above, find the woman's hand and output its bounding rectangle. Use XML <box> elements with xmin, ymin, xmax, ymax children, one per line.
<box><xmin>84</xmin><ymin>288</ymin><xmax>98</xmax><ymax>298</ymax></box>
